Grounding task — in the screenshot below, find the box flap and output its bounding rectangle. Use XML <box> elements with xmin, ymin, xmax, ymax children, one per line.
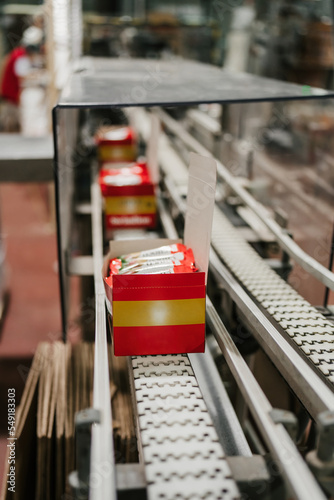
<box><xmin>146</xmin><ymin>114</ymin><xmax>160</xmax><ymax>185</ymax></box>
<box><xmin>184</xmin><ymin>153</ymin><xmax>217</xmax><ymax>284</ymax></box>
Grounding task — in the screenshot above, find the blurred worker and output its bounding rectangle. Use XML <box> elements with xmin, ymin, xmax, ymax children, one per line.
<box><xmin>0</xmin><ymin>26</ymin><xmax>44</xmax><ymax>132</ymax></box>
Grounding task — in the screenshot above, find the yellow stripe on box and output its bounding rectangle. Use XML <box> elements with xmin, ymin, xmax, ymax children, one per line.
<box><xmin>98</xmin><ymin>145</ymin><xmax>137</xmax><ymax>162</ymax></box>
<box><xmin>105</xmin><ymin>196</ymin><xmax>156</xmax><ymax>215</ymax></box>
<box><xmin>113</xmin><ymin>298</ymin><xmax>205</xmax><ymax>327</ymax></box>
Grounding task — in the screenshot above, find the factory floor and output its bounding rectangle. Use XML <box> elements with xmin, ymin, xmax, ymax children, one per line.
<box><xmin>0</xmin><ymin>182</ymin><xmax>62</xmax><ymax>484</ymax></box>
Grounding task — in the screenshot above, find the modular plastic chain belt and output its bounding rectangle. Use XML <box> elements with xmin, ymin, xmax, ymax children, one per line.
<box><xmin>211</xmin><ymin>206</ymin><xmax>334</xmax><ymax>386</ymax></box>
<box><xmin>131</xmin><ymin>354</ymin><xmax>240</xmax><ymax>500</ymax></box>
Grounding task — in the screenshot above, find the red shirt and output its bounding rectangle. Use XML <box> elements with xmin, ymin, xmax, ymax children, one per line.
<box><xmin>1</xmin><ymin>47</ymin><xmax>27</xmax><ymax>105</ymax></box>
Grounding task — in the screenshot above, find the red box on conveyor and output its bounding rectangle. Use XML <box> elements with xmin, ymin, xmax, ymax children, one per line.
<box><xmin>103</xmin><ymin>153</ymin><xmax>217</xmax><ymax>356</ymax></box>
<box><xmin>99</xmin><ymin>161</ymin><xmax>156</xmax><ymax>230</ymax></box>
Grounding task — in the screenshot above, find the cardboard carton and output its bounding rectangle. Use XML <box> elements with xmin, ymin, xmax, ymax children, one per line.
<box><xmin>103</xmin><ymin>152</ymin><xmax>217</xmax><ymax>356</ymax></box>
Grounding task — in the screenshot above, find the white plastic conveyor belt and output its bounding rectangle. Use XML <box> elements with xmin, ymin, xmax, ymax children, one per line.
<box><xmin>132</xmin><ymin>354</ymin><xmax>240</xmax><ymax>500</ymax></box>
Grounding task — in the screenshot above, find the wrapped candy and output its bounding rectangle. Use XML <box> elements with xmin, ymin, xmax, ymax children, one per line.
<box><xmin>105</xmin><ymin>244</ymin><xmax>198</xmax><ymax>287</ymax></box>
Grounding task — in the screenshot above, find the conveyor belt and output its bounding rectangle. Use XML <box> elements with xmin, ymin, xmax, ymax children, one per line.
<box><xmin>90</xmin><ymin>161</ymin><xmax>241</xmax><ymax>499</ymax></box>
<box><xmin>211</xmin><ymin>207</ymin><xmax>334</xmax><ymax>387</ymax></box>
<box><xmin>132</xmin><ymin>354</ymin><xmax>240</xmax><ymax>500</ymax></box>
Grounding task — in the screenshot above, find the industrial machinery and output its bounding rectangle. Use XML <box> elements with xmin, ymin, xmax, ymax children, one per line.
<box><xmin>49</xmin><ymin>58</ymin><xmax>334</xmax><ymax>500</ymax></box>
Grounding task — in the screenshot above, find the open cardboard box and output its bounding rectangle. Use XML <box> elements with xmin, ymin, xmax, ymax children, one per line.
<box><xmin>103</xmin><ymin>152</ymin><xmax>217</xmax><ymax>356</ymax></box>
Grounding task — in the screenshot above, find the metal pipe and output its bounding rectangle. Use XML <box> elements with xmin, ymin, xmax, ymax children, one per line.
<box><xmin>156</xmin><ymin>108</ymin><xmax>334</xmax><ymax>291</ymax></box>
<box><xmin>189</xmin><ymin>349</ymin><xmax>253</xmax><ymax>457</ymax></box>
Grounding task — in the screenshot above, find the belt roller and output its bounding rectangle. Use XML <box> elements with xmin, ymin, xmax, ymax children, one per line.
<box><xmin>132</xmin><ymin>354</ymin><xmax>240</xmax><ymax>500</ymax></box>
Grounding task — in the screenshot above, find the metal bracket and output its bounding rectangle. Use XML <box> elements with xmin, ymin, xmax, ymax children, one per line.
<box><xmin>269</xmin><ymin>408</ymin><xmax>298</xmax><ymax>441</ymax></box>
<box><xmin>307</xmin><ymin>410</ymin><xmax>334</xmax><ymax>496</ymax></box>
<box><xmin>68</xmin><ymin>408</ymin><xmax>102</xmax><ymax>500</ymax></box>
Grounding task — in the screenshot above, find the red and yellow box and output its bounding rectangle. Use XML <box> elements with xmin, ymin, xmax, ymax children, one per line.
<box><xmin>103</xmin><ymin>256</ymin><xmax>206</xmax><ymax>356</ymax></box>
<box><xmin>95</xmin><ymin>126</ymin><xmax>137</xmax><ymax>163</ymax></box>
<box><xmin>99</xmin><ymin>161</ymin><xmax>156</xmax><ymax>230</ymax></box>
<box><xmin>103</xmin><ymin>153</ymin><xmax>217</xmax><ymax>356</ymax></box>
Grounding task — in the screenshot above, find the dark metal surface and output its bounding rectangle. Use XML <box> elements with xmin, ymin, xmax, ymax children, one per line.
<box><xmin>57</xmin><ymin>57</ymin><xmax>334</xmax><ymax>109</ymax></box>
